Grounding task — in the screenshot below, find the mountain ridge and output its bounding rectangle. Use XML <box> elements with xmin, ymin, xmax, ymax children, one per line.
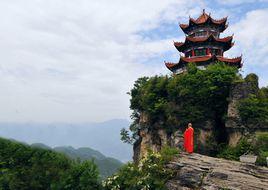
<box><xmin>31</xmin><ymin>142</ymin><xmax>123</xmax><ymax>178</ymax></box>
<box><xmin>0</xmin><ymin>119</ymin><xmax>132</xmax><ymax>161</ymax></box>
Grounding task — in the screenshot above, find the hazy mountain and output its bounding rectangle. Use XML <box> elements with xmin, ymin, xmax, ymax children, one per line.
<box><xmin>54</xmin><ymin>146</ymin><xmax>106</xmax><ymax>160</ymax></box>
<box><xmin>32</xmin><ymin>143</ymin><xmax>123</xmax><ymax>178</ymax></box>
<box><xmin>31</xmin><ymin>142</ymin><xmax>52</xmax><ymax>150</ymax></box>
<box><xmin>0</xmin><ymin>119</ymin><xmax>132</xmax><ymax>161</ymax></box>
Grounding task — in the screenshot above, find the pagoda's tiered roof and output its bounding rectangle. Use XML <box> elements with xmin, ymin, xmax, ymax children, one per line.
<box><xmin>180</xmin><ymin>10</ymin><xmax>228</xmax><ymax>34</ymax></box>
<box><xmin>174</xmin><ymin>35</ymin><xmax>234</xmax><ymax>52</ymax></box>
<box><xmin>164</xmin><ymin>10</ymin><xmax>242</xmax><ymax>74</ymax></box>
<box><xmin>165</xmin><ymin>55</ymin><xmax>242</xmax><ymax>71</ymax></box>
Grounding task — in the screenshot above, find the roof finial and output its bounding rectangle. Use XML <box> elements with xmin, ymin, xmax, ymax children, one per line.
<box><xmin>203</xmin><ymin>9</ymin><xmax>205</xmax><ymax>14</ymax></box>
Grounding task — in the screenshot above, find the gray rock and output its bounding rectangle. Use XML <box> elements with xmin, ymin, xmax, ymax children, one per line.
<box><xmin>165</xmin><ymin>152</ymin><xmax>268</xmax><ymax>190</ymax></box>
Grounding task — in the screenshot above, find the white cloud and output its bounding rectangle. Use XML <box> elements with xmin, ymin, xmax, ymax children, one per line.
<box><xmin>226</xmin><ymin>8</ymin><xmax>268</xmax><ymax>86</ymax></box>
<box><xmin>0</xmin><ymin>0</ymin><xmax>203</xmax><ymax>122</ymax></box>
<box><xmin>1</xmin><ymin>1</ymin><xmax>267</xmax><ymax>123</ymax></box>
<box><xmin>216</xmin><ymin>0</ymin><xmax>268</xmax><ymax>5</ymax></box>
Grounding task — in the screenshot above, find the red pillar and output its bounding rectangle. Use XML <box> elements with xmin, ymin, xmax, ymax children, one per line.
<box><xmin>207</xmin><ymin>48</ymin><xmax>211</xmax><ymax>56</ymax></box>
<box><xmin>192</xmin><ymin>49</ymin><xmax>195</xmax><ymax>56</ymax></box>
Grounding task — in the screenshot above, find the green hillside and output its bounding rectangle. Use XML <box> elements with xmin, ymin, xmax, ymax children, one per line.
<box><xmin>31</xmin><ymin>142</ymin><xmax>52</xmax><ymax>150</ymax></box>
<box><xmin>0</xmin><ymin>137</ymin><xmax>102</xmax><ymax>190</ymax></box>
<box><xmin>52</xmin><ymin>146</ymin><xmax>123</xmax><ymax>178</ymax></box>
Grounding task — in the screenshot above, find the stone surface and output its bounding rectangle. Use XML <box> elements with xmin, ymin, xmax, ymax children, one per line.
<box><xmin>133</xmin><ymin>128</ymin><xmax>184</xmax><ymax>162</ymax></box>
<box><xmin>133</xmin><ymin>128</ymin><xmax>170</xmax><ymax>162</ymax></box>
<box><xmin>227</xmin><ymin>81</ymin><xmax>258</xmax><ymax>120</ymax></box>
<box><xmin>166</xmin><ymin>152</ymin><xmax>268</xmax><ymax>190</ymax></box>
<box><xmin>228</xmin><ymin>130</ymin><xmax>243</xmax><ymax>147</ymax></box>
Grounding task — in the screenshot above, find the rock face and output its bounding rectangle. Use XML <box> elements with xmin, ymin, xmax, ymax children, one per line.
<box><xmin>133</xmin><ymin>79</ymin><xmax>267</xmax><ymax>162</ymax></box>
<box><xmin>133</xmin><ymin>128</ymin><xmax>184</xmax><ymax>163</ymax></box>
<box><xmin>166</xmin><ymin>152</ymin><xmax>268</xmax><ymax>190</ymax></box>
<box><xmin>133</xmin><ymin>111</ymin><xmax>185</xmax><ymax>162</ymax></box>
<box><xmin>225</xmin><ymin>81</ymin><xmax>259</xmax><ymax>147</ymax></box>
<box><xmin>225</xmin><ymin>80</ymin><xmax>268</xmax><ymax>147</ymax></box>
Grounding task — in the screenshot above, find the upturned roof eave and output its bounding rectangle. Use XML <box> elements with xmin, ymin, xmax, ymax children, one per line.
<box><xmin>165</xmin><ymin>55</ymin><xmax>242</xmax><ymax>71</ymax></box>
<box><xmin>174</xmin><ymin>35</ymin><xmax>233</xmax><ymax>52</ymax></box>
<box><xmin>179</xmin><ymin>17</ymin><xmax>227</xmax><ymax>34</ymax></box>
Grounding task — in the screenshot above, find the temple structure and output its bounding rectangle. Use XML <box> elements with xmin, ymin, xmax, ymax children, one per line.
<box><xmin>165</xmin><ymin>9</ymin><xmax>242</xmax><ymax>74</ymax></box>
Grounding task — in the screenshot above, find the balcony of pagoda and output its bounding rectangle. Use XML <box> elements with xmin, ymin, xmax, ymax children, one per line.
<box><xmin>174</xmin><ymin>35</ymin><xmax>234</xmax><ymax>53</ymax></box>
<box><xmin>184</xmin><ymin>47</ymin><xmax>224</xmax><ymax>58</ymax></box>
<box><xmin>188</xmin><ymin>27</ymin><xmax>220</xmax><ymax>38</ymax></box>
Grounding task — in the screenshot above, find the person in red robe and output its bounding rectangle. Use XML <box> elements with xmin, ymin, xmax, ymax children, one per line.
<box><xmin>184</xmin><ymin>123</ymin><xmax>194</xmax><ymax>153</ymax></box>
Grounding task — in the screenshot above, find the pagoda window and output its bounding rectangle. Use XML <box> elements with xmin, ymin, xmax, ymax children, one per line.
<box><xmin>195</xmin><ymin>31</ymin><xmax>206</xmax><ymax>37</ymax></box>
<box><xmin>211</xmin><ymin>49</ymin><xmax>221</xmax><ymax>55</ymax></box>
<box><xmin>194</xmin><ymin>49</ymin><xmax>206</xmax><ymax>56</ymax></box>
<box><xmin>213</xmin><ymin>32</ymin><xmax>219</xmax><ymax>38</ymax></box>
<box><xmin>185</xmin><ymin>51</ymin><xmax>191</xmax><ymax>57</ymax></box>
<box><xmin>208</xmin><ymin>31</ymin><xmax>219</xmax><ymax>38</ymax></box>
<box><xmin>211</xmin><ymin>49</ymin><xmax>216</xmax><ymax>55</ymax></box>
<box><xmin>189</xmin><ymin>33</ymin><xmax>195</xmax><ymax>38</ymax></box>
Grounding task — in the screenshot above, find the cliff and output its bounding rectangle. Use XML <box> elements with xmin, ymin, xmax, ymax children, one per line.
<box><xmin>133</xmin><ymin>78</ymin><xmax>268</xmax><ymax>162</ymax></box>
<box><xmin>226</xmin><ymin>80</ymin><xmax>267</xmax><ymax>146</ymax></box>
<box><xmin>165</xmin><ymin>152</ymin><xmax>268</xmax><ymax>190</ymax></box>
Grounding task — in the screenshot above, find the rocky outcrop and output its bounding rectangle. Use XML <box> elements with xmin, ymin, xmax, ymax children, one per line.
<box><xmin>133</xmin><ymin>78</ymin><xmax>267</xmax><ymax>162</ymax></box>
<box><xmin>225</xmin><ymin>80</ymin><xmax>265</xmax><ymax>147</ymax></box>
<box><xmin>225</xmin><ymin>80</ymin><xmax>257</xmax><ymax>130</ymax></box>
<box><xmin>226</xmin><ymin>81</ymin><xmax>258</xmax><ymax>121</ymax></box>
<box><xmin>166</xmin><ymin>152</ymin><xmax>268</xmax><ymax>190</ymax></box>
<box><xmin>133</xmin><ymin>128</ymin><xmax>184</xmax><ymax>162</ymax></box>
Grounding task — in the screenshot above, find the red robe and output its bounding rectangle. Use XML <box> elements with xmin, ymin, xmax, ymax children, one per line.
<box><xmin>184</xmin><ymin>127</ymin><xmax>194</xmax><ymax>153</ymax></box>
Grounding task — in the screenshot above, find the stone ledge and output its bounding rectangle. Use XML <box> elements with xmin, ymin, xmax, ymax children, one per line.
<box><xmin>165</xmin><ymin>152</ymin><xmax>268</xmax><ymax>190</ymax></box>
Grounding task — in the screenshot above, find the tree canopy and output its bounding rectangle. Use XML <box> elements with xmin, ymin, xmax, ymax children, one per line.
<box><xmin>124</xmin><ymin>63</ymin><xmax>240</xmax><ymax>143</ymax></box>
<box><xmin>0</xmin><ymin>138</ymin><xmax>102</xmax><ymax>190</ymax></box>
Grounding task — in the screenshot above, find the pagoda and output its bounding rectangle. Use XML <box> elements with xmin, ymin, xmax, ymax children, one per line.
<box><xmin>165</xmin><ymin>9</ymin><xmax>242</xmax><ymax>74</ymax></box>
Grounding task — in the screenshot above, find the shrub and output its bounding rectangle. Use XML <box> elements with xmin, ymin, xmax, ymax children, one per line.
<box><xmin>103</xmin><ymin>147</ymin><xmax>178</xmax><ymax>190</ymax></box>
<box><xmin>217</xmin><ymin>138</ymin><xmax>253</xmax><ymax>161</ymax></box>
<box><xmin>245</xmin><ymin>73</ymin><xmax>259</xmax><ymax>91</ymax></box>
<box><xmin>238</xmin><ymin>95</ymin><xmax>268</xmax><ymax>125</ymax></box>
<box><xmin>255</xmin><ymin>132</ymin><xmax>268</xmax><ymax>166</ymax></box>
<box><xmin>217</xmin><ymin>133</ymin><xmax>268</xmax><ymax>166</ymax></box>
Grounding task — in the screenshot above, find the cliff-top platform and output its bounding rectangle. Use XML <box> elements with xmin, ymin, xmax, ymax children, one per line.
<box><xmin>166</xmin><ymin>152</ymin><xmax>268</xmax><ymax>190</ymax></box>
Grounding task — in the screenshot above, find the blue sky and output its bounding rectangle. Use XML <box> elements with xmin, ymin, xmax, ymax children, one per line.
<box><xmin>0</xmin><ymin>0</ymin><xmax>267</xmax><ymax>123</ymax></box>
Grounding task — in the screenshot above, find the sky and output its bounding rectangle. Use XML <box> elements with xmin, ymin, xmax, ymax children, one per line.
<box><xmin>0</xmin><ymin>0</ymin><xmax>268</xmax><ymax>123</ymax></box>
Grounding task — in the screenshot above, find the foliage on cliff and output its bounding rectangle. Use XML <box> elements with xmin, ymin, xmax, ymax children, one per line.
<box><xmin>238</xmin><ymin>74</ymin><xmax>268</xmax><ymax>125</ymax></box>
<box><xmin>122</xmin><ymin>63</ymin><xmax>240</xmax><ymax>143</ymax></box>
<box><xmin>217</xmin><ymin>132</ymin><xmax>268</xmax><ymax>166</ymax></box>
<box><xmin>0</xmin><ymin>137</ymin><xmax>102</xmax><ymax>190</ymax></box>
<box><xmin>103</xmin><ymin>147</ymin><xmax>178</xmax><ymax>190</ymax></box>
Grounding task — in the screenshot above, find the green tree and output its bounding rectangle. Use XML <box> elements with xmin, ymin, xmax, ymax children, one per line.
<box><xmin>123</xmin><ymin>62</ymin><xmax>239</xmax><ymax>145</ymax></box>
<box><xmin>238</xmin><ymin>95</ymin><xmax>268</xmax><ymax>125</ymax></box>
<box><xmin>59</xmin><ymin>160</ymin><xmax>102</xmax><ymax>190</ymax></box>
<box><xmin>0</xmin><ymin>138</ymin><xmax>103</xmax><ymax>190</ymax></box>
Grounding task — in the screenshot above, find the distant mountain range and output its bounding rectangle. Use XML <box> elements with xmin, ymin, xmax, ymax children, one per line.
<box><xmin>31</xmin><ymin>143</ymin><xmax>123</xmax><ymax>178</ymax></box>
<box><xmin>0</xmin><ymin>119</ymin><xmax>132</xmax><ymax>161</ymax></box>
